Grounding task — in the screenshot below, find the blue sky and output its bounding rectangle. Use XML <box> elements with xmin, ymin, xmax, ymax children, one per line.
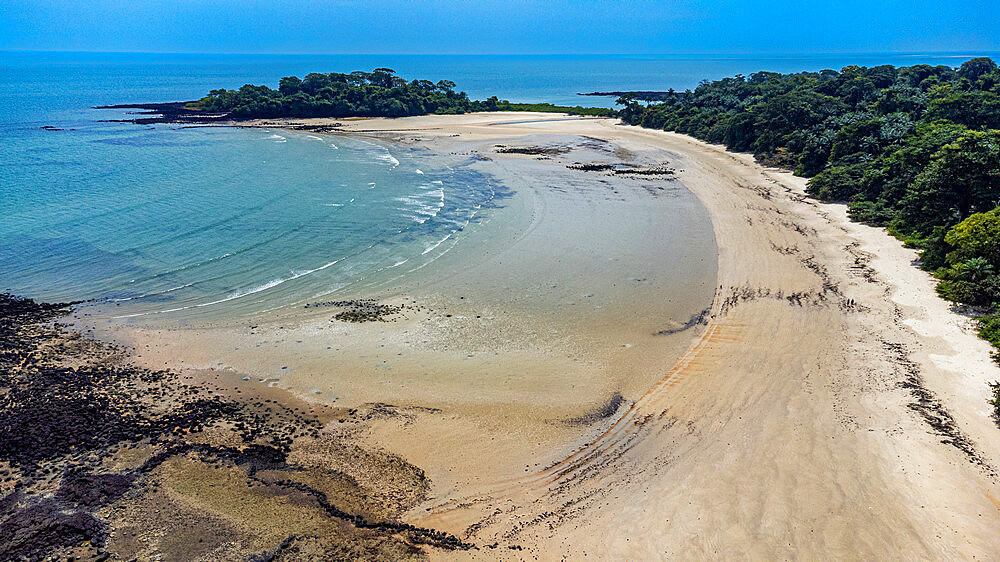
<box><xmin>1</xmin><ymin>0</ymin><xmax>997</xmax><ymax>55</ymax></box>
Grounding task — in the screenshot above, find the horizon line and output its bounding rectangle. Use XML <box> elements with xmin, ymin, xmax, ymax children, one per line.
<box><xmin>3</xmin><ymin>48</ymin><xmax>999</xmax><ymax>58</ymax></box>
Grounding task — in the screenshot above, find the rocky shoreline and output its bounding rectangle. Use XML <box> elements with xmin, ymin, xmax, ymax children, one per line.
<box><xmin>578</xmin><ymin>90</ymin><xmax>674</xmax><ymax>101</ymax></box>
<box><xmin>94</xmin><ymin>102</ymin><xmax>229</xmax><ymax>125</ymax></box>
<box><xmin>0</xmin><ymin>293</ymin><xmax>470</xmax><ymax>560</ymax></box>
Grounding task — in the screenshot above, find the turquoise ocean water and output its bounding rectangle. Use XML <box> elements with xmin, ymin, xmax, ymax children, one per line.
<box><xmin>1</xmin><ymin>52</ymin><xmax>992</xmax><ymax>322</ymax></box>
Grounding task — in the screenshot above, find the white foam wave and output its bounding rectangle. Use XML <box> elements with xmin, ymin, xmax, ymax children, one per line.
<box><xmin>113</xmin><ymin>259</ymin><xmax>341</xmax><ymax>318</ymax></box>
<box><xmin>421</xmin><ymin>232</ymin><xmax>453</xmax><ymax>255</ymax></box>
<box><xmin>109</xmin><ymin>281</ymin><xmax>196</xmax><ymax>303</ymax></box>
<box><xmin>329</xmin><ymin>143</ymin><xmax>339</xmax><ymax>149</ymax></box>
<box><xmin>264</xmin><ymin>133</ymin><xmax>287</xmax><ymax>143</ymax></box>
<box><xmin>211</xmin><ymin>277</ymin><xmax>287</xmax><ymax>304</ymax></box>
<box><xmin>396</xmin><ymin>187</ymin><xmax>445</xmax><ymax>223</ymax></box>
<box><xmin>351</xmin><ymin>137</ymin><xmax>399</xmax><ymax>168</ymax></box>
<box><xmin>197</xmin><ymin>258</ymin><xmax>342</xmax><ymax>306</ymax></box>
<box><xmin>415</xmin><ymin>169</ymin><xmax>424</xmax><ymax>175</ymax></box>
<box><xmin>376</xmin><ymin>152</ymin><xmax>400</xmax><ymax>167</ymax></box>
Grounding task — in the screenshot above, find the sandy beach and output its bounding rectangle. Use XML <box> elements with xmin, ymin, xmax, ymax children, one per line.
<box><xmin>74</xmin><ymin>112</ymin><xmax>1000</xmax><ymax>559</ymax></box>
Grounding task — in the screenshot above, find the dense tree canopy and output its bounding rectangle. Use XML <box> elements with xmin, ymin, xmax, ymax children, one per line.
<box><xmin>190</xmin><ymin>68</ymin><xmax>613</xmax><ymax>119</ymax></box>
<box><xmin>192</xmin><ymin>69</ymin><xmax>479</xmax><ymax>117</ymax></box>
<box><xmin>936</xmin><ymin>208</ymin><xmax>1000</xmax><ymax>308</ymax></box>
<box><xmin>898</xmin><ymin>130</ymin><xmax>1000</xmax><ymax>235</ymax></box>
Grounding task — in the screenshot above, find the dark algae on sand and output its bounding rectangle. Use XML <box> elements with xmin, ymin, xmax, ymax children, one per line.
<box><xmin>0</xmin><ymin>293</ymin><xmax>470</xmax><ymax>560</ymax></box>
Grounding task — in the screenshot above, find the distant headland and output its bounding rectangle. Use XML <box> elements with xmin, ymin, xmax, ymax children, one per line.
<box><xmin>96</xmin><ymin>68</ymin><xmax>614</xmax><ymax>124</ymax></box>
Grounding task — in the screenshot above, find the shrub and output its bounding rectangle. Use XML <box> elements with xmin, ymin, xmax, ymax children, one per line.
<box><xmin>848</xmin><ymin>200</ymin><xmax>894</xmax><ymax>225</ymax></box>
<box><xmin>990</xmin><ymin>381</ymin><xmax>1000</xmax><ymax>420</ymax></box>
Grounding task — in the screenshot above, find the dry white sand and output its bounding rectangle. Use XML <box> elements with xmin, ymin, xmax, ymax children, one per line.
<box><xmin>94</xmin><ymin>113</ymin><xmax>1000</xmax><ymax>559</ymax></box>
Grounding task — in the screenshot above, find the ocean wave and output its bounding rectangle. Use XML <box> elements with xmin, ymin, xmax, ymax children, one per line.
<box><xmin>329</xmin><ymin>143</ymin><xmax>339</xmax><ymax>149</ymax></box>
<box><xmin>120</xmin><ymin>210</ymin><xmax>310</xmax><ymax>288</ymax></box>
<box><xmin>263</xmin><ymin>133</ymin><xmax>287</xmax><ymax>143</ymax></box>
<box><xmin>415</xmin><ymin>169</ymin><xmax>424</xmax><ymax>175</ymax></box>
<box><xmin>396</xmin><ymin>187</ymin><xmax>445</xmax><ymax>223</ymax></box>
<box><xmin>123</xmin><ymin>186</ymin><xmax>301</xmax><ymax>254</ymax></box>
<box><xmin>421</xmin><ymin>232</ymin><xmax>453</xmax><ymax>254</ymax></box>
<box><xmin>108</xmin><ymin>281</ymin><xmax>196</xmax><ymax>302</ymax></box>
<box><xmin>209</xmin><ymin>276</ymin><xmax>289</xmax><ymax>304</ymax></box>
<box><xmin>113</xmin><ymin>305</ymin><xmax>191</xmax><ymax>319</ymax></box>
<box><xmin>123</xmin><ymin>251</ymin><xmax>233</xmax><ymax>286</ymax></box>
<box><xmin>113</xmin><ymin>258</ymin><xmax>341</xmax><ymax>318</ymax></box>
<box><xmin>353</xmin><ymin>138</ymin><xmax>399</xmax><ymax>168</ymax></box>
<box><xmin>376</xmin><ymin>152</ymin><xmax>400</xmax><ymax>168</ymax></box>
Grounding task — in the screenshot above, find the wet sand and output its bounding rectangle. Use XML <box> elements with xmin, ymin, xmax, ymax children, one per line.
<box><xmin>71</xmin><ymin>113</ymin><xmax>1000</xmax><ymax>558</ymax></box>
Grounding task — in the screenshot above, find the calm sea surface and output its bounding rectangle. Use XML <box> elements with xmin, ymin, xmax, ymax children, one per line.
<box><xmin>1</xmin><ymin>52</ymin><xmax>992</xmax><ymax>321</ymax></box>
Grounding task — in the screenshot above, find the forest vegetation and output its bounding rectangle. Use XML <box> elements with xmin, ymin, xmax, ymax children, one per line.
<box><xmin>188</xmin><ymin>68</ymin><xmax>613</xmax><ymax>118</ymax></box>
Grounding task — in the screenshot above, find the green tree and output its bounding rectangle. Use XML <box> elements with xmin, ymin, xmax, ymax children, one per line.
<box><xmin>925</xmin><ymin>90</ymin><xmax>1000</xmax><ymax>129</ymax></box>
<box><xmin>943</xmin><ymin>208</ymin><xmax>1000</xmax><ymax>266</ymax></box>
<box><xmin>959</xmin><ymin>57</ymin><xmax>999</xmax><ymax>82</ymax></box>
<box><xmin>935</xmin><ymin>257</ymin><xmax>1000</xmax><ymax>306</ymax></box>
<box><xmin>854</xmin><ymin>121</ymin><xmax>968</xmax><ymax>209</ymax></box>
<box><xmin>898</xmin><ymin>130</ymin><xmax>1000</xmax><ymax>234</ymax></box>
<box><xmin>278</xmin><ymin>76</ymin><xmax>302</xmax><ymax>96</ymax></box>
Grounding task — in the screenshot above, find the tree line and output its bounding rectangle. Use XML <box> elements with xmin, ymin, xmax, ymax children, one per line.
<box><xmin>189</xmin><ymin>68</ymin><xmax>613</xmax><ymax>118</ymax></box>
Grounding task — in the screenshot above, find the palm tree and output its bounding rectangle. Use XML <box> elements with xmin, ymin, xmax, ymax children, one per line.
<box><xmin>961</xmin><ymin>257</ymin><xmax>995</xmax><ymax>281</ymax></box>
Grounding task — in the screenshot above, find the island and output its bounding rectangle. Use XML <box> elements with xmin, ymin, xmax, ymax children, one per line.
<box><xmin>97</xmin><ymin>68</ymin><xmax>614</xmax><ymax>124</ymax></box>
